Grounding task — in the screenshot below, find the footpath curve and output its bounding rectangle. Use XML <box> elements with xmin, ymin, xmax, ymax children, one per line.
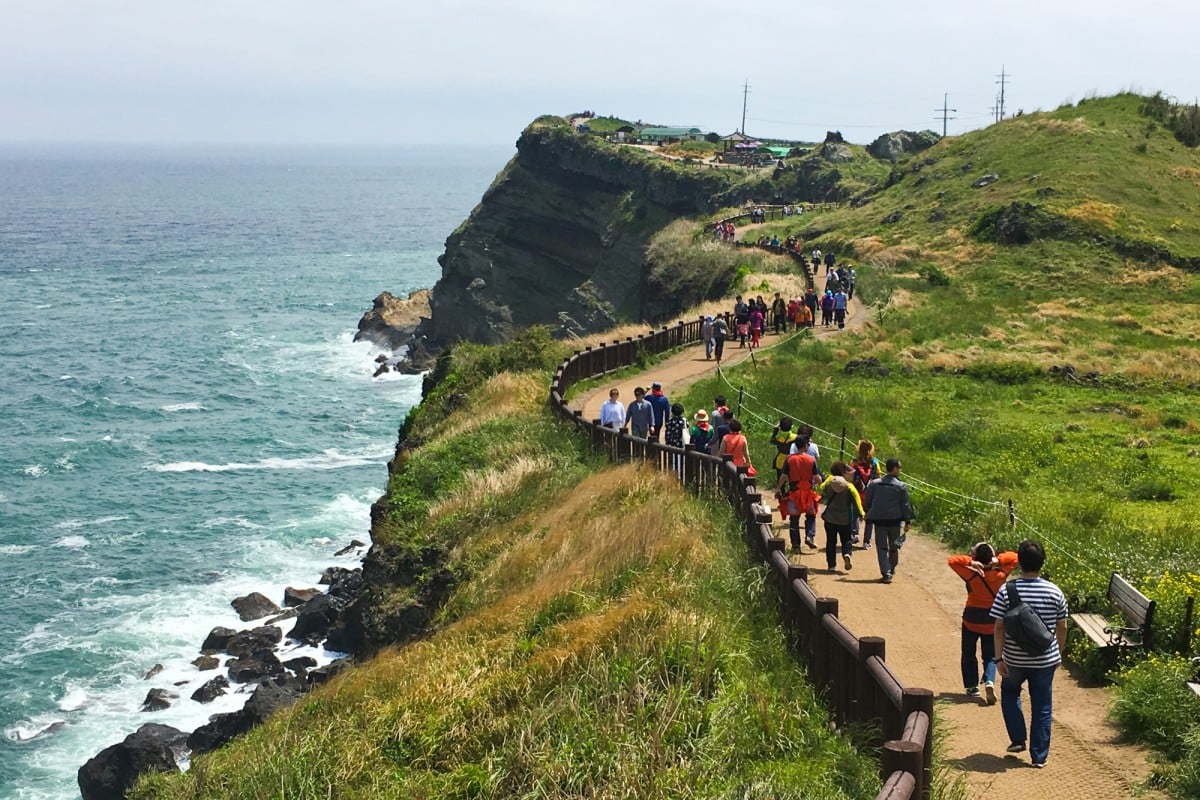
<box><xmin>572</xmin><ymin>315</ymin><xmax>1159</xmax><ymax>800</ymax></box>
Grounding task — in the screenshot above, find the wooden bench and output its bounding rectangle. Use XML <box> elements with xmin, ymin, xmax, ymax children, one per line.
<box><xmin>1070</xmin><ymin>573</ymin><xmax>1155</xmax><ymax>653</ymax></box>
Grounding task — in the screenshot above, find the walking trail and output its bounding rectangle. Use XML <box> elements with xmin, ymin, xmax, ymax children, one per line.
<box><xmin>573</xmin><ymin>298</ymin><xmax>1159</xmax><ymax>800</ymax></box>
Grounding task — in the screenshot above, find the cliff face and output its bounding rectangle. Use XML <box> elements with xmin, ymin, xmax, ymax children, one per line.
<box><xmin>414</xmin><ymin>121</ymin><xmax>743</xmax><ymax>352</ymax></box>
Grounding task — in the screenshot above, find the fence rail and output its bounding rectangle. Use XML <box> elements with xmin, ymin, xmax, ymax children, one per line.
<box><xmin>549</xmin><ymin>317</ymin><xmax>933</xmax><ymax>800</ymax></box>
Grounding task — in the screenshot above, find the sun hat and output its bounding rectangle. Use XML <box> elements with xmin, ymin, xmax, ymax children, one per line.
<box><xmin>694</xmin><ymin>409</ymin><xmax>709</xmax><ymax>422</ymax></box>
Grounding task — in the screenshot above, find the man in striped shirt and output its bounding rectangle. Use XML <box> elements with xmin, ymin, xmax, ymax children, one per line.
<box><xmin>989</xmin><ymin>539</ymin><xmax>1069</xmax><ymax>769</ymax></box>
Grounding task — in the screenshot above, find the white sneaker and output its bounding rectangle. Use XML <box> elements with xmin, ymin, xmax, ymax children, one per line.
<box><xmin>984</xmin><ymin>682</ymin><xmax>996</xmax><ymax>705</ymax></box>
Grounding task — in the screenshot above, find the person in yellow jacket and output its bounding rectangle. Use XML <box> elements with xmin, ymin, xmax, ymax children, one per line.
<box><xmin>816</xmin><ymin>462</ymin><xmax>865</xmax><ymax>572</ymax></box>
<box><xmin>770</xmin><ymin>416</ymin><xmax>798</xmax><ymax>478</ymax></box>
<box><xmin>948</xmin><ymin>542</ymin><xmax>1019</xmax><ymax>704</ymax></box>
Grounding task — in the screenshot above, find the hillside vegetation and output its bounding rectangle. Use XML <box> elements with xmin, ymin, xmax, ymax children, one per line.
<box><xmin>135</xmin><ymin>332</ymin><xmax>881</xmax><ymax>800</ymax></box>
<box><xmin>676</xmin><ymin>93</ymin><xmax>1200</xmax><ymax>796</ymax></box>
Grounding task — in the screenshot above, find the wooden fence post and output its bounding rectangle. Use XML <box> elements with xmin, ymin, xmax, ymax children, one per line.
<box><xmin>812</xmin><ymin>597</ymin><xmax>838</xmax><ymax>691</ymax></box>
<box><xmin>901</xmin><ymin>688</ymin><xmax>935</xmax><ymax>800</ymax></box>
<box><xmin>857</xmin><ymin>636</ymin><xmax>886</xmax><ymax>731</ymax></box>
<box><xmin>881</xmin><ymin>740</ymin><xmax>923</xmax><ymax>794</ymax></box>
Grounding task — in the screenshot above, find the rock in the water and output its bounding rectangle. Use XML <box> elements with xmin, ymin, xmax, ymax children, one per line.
<box><xmin>288</xmin><ymin>593</ymin><xmax>345</xmax><ymax>645</ymax></box>
<box><xmin>283</xmin><ymin>586</ymin><xmax>322</xmax><ymax>607</ymax></box>
<box><xmin>187</xmin><ymin>675</ymin><xmax>309</xmax><ymax>755</ymax></box>
<box><xmin>191</xmin><ymin>675</ymin><xmax>230</xmax><ymax>704</ymax></box>
<box><xmin>283</xmin><ymin>656</ymin><xmax>318</xmax><ymax>676</ymax></box>
<box><xmin>226</xmin><ymin>626</ymin><xmax>283</xmax><ymax>658</ymax></box>
<box><xmin>141</xmin><ymin>688</ymin><xmax>177</xmax><ymax>712</ymax></box>
<box><xmin>227</xmin><ymin>650</ymin><xmax>283</xmax><ymax>683</ymax></box>
<box><xmin>192</xmin><ymin>655</ymin><xmax>220</xmax><ymax>671</ymax></box>
<box><xmin>78</xmin><ymin>723</ymin><xmax>186</xmax><ymax>800</ymax></box>
<box><xmin>200</xmin><ymin>626</ymin><xmax>237</xmax><ymax>653</ymax></box>
<box><xmin>231</xmin><ymin>592</ymin><xmax>281</xmax><ymax>622</ymax></box>
<box><xmin>333</xmin><ymin>539</ymin><xmax>366</xmax><ymax>557</ymax></box>
<box><xmin>143</xmin><ymin>664</ymin><xmax>163</xmax><ymax>680</ymax></box>
<box><xmin>353</xmin><ymin>289</ymin><xmax>431</xmax><ymax>350</ymax></box>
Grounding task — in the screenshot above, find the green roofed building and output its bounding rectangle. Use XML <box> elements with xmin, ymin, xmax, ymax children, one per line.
<box><xmin>638</xmin><ymin>126</ymin><xmax>706</xmax><ymax>144</ymax></box>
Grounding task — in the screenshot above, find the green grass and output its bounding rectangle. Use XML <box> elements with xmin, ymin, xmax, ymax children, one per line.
<box><xmin>133</xmin><ymin>358</ymin><xmax>883</xmax><ymax>798</ymax></box>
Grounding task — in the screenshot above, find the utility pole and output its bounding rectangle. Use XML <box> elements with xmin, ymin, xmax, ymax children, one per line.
<box><xmin>995</xmin><ymin>66</ymin><xmax>1010</xmax><ymax>121</ymax></box>
<box><xmin>740</xmin><ymin>78</ymin><xmax>751</xmax><ymax>134</ymax></box>
<box><xmin>934</xmin><ymin>93</ymin><xmax>957</xmax><ymax>137</ymax></box>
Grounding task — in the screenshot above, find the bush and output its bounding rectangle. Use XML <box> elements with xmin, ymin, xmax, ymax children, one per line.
<box><xmin>1128</xmin><ymin>479</ymin><xmax>1177</xmax><ymax>502</ymax></box>
<box><xmin>965</xmin><ymin>361</ymin><xmax>1041</xmax><ymax>385</ymax></box>
<box><xmin>917</xmin><ymin>265</ymin><xmax>950</xmax><ymax>286</ymax></box>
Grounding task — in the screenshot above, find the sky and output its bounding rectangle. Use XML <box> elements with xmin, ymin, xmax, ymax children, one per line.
<box><xmin>2</xmin><ymin>0</ymin><xmax>1198</xmax><ymax>147</ymax></box>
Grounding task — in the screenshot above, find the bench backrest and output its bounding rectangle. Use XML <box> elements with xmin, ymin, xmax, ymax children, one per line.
<box><xmin>1108</xmin><ymin>572</ymin><xmax>1155</xmax><ymax>646</ymax></box>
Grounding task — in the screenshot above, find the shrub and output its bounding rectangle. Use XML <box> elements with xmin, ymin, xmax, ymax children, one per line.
<box><xmin>1128</xmin><ymin>479</ymin><xmax>1177</xmax><ymax>502</ymax></box>
<box><xmin>965</xmin><ymin>361</ymin><xmax>1041</xmax><ymax>385</ymax></box>
<box><xmin>918</xmin><ymin>265</ymin><xmax>951</xmax><ymax>286</ymax></box>
<box><xmin>1111</xmin><ymin>654</ymin><xmax>1196</xmax><ymax>758</ymax></box>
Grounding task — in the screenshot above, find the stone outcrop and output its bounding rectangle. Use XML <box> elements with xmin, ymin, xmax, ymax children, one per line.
<box><xmin>78</xmin><ymin>723</ymin><xmax>186</xmax><ymax>800</ymax></box>
<box><xmin>867</xmin><ymin>130</ymin><xmax>941</xmax><ymax>160</ymax></box>
<box><xmin>231</xmin><ymin>592</ymin><xmax>281</xmax><ymax>622</ymax></box>
<box><xmin>353</xmin><ymin>290</ymin><xmax>431</xmax><ymax>351</ymax></box>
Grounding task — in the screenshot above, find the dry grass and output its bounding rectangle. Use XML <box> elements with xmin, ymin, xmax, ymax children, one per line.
<box><xmin>435</xmin><ymin>372</ymin><xmax>546</xmax><ymax>440</ymax></box>
<box><xmin>426</xmin><ymin>455</ymin><xmax>555</xmax><ymax>521</ymax></box>
<box><xmin>1012</xmin><ymin>117</ymin><xmax>1091</xmax><ymax>135</ymax></box>
<box><xmin>851</xmin><ymin>235</ymin><xmax>921</xmax><ymax>269</ymax></box>
<box><xmin>1171</xmin><ymin>166</ymin><xmax>1200</xmax><ymax>187</ymax></box>
<box><xmin>1113</xmin><ymin>261</ymin><xmax>1184</xmax><ymax>287</ymax></box>
<box><xmin>1064</xmin><ymin>200</ymin><xmax>1120</xmax><ymax>230</ymax></box>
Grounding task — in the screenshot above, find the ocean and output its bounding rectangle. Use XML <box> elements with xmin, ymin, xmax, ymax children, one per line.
<box><xmin>0</xmin><ymin>143</ymin><xmax>509</xmax><ymax>799</ymax></box>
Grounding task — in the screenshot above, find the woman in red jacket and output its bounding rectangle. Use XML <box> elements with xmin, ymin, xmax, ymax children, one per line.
<box><xmin>948</xmin><ymin>542</ymin><xmax>1019</xmax><ymax>704</ymax></box>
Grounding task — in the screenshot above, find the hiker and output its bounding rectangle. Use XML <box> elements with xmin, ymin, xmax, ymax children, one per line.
<box><xmin>863</xmin><ymin>458</ymin><xmax>914</xmax><ymax>584</ymax></box>
<box><xmin>811</xmin><ymin>248</ymin><xmax>822</xmax><ymax>273</ymax></box>
<box><xmin>646</xmin><ymin>381</ymin><xmax>671</xmax><ymax>442</ymax></box>
<box><xmin>833</xmin><ymin>286</ymin><xmax>848</xmax><ymax>329</ymax></box>
<box><xmin>804</xmin><ymin>288</ymin><xmax>818</xmax><ymax>328</ymax></box>
<box><xmin>716</xmin><ymin>418</ymin><xmax>754</xmax><ymax>474</ymax></box>
<box><xmin>776</xmin><ymin>436</ymin><xmax>822</xmax><ymax>550</ymax></box>
<box><xmin>664</xmin><ymin>403</ymin><xmax>688</xmax><ymax>448</ymax></box>
<box><xmin>989</xmin><ymin>539</ymin><xmax>1069</xmax><ymax>769</ymax></box>
<box><xmin>849</xmin><ymin>440</ymin><xmax>880</xmax><ymax>547</ymax></box>
<box><xmin>820</xmin><ymin>291</ymin><xmax>834</xmax><ymax>326</ymax></box>
<box><xmin>949</xmin><ymin>542</ymin><xmax>1019</xmax><ymax>704</ymax></box>
<box><xmin>824</xmin><ymin>249</ymin><xmax>836</xmax><ymax>276</ymax></box>
<box><xmin>712</xmin><ymin>316</ymin><xmax>727</xmax><ymax>363</ymax></box>
<box><xmin>599</xmin><ymin>388</ymin><xmax>625</xmax><ymax>430</ymax></box>
<box><xmin>690</xmin><ymin>409</ymin><xmax>713</xmax><ymax>454</ymax></box>
<box><xmin>772</xmin><ymin>293</ymin><xmax>787</xmax><ymax>335</ymax></box>
<box><xmin>711</xmin><ymin>405</ymin><xmax>732</xmax><ymax>454</ymax></box>
<box><xmin>789</xmin><ymin>423</ymin><xmax>820</xmax><ymax>462</ymax></box>
<box><xmin>734</xmin><ymin>295</ymin><xmax>750</xmax><ymax>348</ymax></box>
<box><xmin>626</xmin><ymin>387</ymin><xmax>653</xmax><ymax>440</ymax></box>
<box><xmin>770</xmin><ymin>416</ymin><xmax>798</xmax><ymax>480</ymax></box>
<box><xmin>816</xmin><ymin>461</ymin><xmax>865</xmax><ymax>572</ymax></box>
<box><xmin>748</xmin><ymin>304</ymin><xmax>764</xmax><ymax>348</ymax></box>
<box><xmin>846</xmin><ymin>267</ymin><xmax>856</xmax><ymax>300</ymax></box>
<box><xmin>700</xmin><ymin>315</ymin><xmax>715</xmax><ymax>360</ymax></box>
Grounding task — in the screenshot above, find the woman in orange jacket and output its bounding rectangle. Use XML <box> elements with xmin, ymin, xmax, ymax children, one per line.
<box><xmin>948</xmin><ymin>542</ymin><xmax>1019</xmax><ymax>704</ymax></box>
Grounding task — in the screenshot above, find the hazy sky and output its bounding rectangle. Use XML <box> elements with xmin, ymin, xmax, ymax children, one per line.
<box><xmin>3</xmin><ymin>0</ymin><xmax>1197</xmax><ymax>146</ymax></box>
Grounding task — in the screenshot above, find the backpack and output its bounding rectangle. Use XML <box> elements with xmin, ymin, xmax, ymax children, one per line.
<box><xmin>1003</xmin><ymin>582</ymin><xmax>1056</xmax><ymax>656</ymax></box>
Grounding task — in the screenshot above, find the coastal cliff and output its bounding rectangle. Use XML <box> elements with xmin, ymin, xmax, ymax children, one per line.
<box><xmin>361</xmin><ymin>117</ymin><xmax>893</xmax><ymax>365</ymax></box>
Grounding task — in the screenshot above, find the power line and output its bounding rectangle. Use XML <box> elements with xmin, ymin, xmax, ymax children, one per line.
<box><xmin>995</xmin><ymin>66</ymin><xmax>1011</xmax><ymax>121</ymax></box>
<box><xmin>740</xmin><ymin>78</ymin><xmax>751</xmax><ymax>134</ymax></box>
<box><xmin>934</xmin><ymin>93</ymin><xmax>957</xmax><ymax>137</ymax></box>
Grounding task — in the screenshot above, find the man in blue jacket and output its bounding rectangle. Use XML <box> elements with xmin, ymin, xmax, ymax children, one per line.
<box><xmin>646</xmin><ymin>381</ymin><xmax>671</xmax><ymax>442</ymax></box>
<box><xmin>863</xmin><ymin>458</ymin><xmax>914</xmax><ymax>583</ymax></box>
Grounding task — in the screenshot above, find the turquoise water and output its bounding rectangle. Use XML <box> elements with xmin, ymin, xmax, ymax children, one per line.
<box><xmin>0</xmin><ymin>144</ymin><xmax>508</xmax><ymax>799</ymax></box>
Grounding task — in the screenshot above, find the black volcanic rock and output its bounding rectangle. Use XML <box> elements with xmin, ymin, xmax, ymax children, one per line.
<box><xmin>79</xmin><ymin>723</ymin><xmax>185</xmax><ymax>800</ymax></box>
<box><xmin>231</xmin><ymin>592</ymin><xmax>281</xmax><ymax>622</ymax></box>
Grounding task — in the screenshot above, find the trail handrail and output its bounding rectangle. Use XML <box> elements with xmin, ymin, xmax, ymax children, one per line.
<box><xmin>549</xmin><ymin>319</ymin><xmax>934</xmax><ymax>800</ymax></box>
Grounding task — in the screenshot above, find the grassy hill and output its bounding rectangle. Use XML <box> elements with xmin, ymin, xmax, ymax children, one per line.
<box><xmin>135</xmin><ymin>94</ymin><xmax>1200</xmax><ymax>799</ymax></box>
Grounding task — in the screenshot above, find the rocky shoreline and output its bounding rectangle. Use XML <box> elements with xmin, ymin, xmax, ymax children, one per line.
<box><xmin>78</xmin><ymin>540</ymin><xmax>369</xmax><ymax>800</ymax></box>
<box><xmin>353</xmin><ymin>289</ymin><xmax>436</xmax><ymax>374</ymax></box>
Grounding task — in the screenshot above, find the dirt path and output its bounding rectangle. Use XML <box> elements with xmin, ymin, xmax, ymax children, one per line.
<box><xmin>570</xmin><ymin>301</ymin><xmax>1160</xmax><ymax>800</ymax></box>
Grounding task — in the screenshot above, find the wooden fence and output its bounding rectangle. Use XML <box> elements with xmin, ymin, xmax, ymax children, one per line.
<box><xmin>548</xmin><ymin>318</ymin><xmax>934</xmax><ymax>800</ymax></box>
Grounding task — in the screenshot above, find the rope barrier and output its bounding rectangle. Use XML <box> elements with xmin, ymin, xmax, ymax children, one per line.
<box><xmin>711</xmin><ymin>355</ymin><xmax>1104</xmax><ymax>579</ymax></box>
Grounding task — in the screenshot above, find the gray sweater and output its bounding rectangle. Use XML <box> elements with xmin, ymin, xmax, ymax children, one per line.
<box><xmin>864</xmin><ymin>475</ymin><xmax>914</xmax><ymax>523</ymax></box>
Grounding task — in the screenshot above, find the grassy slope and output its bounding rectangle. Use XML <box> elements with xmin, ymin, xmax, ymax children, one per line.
<box><xmin>672</xmin><ymin>94</ymin><xmax>1200</xmax><ymax>795</ymax></box>
<box><xmin>135</xmin><ymin>335</ymin><xmax>879</xmax><ymax>800</ymax></box>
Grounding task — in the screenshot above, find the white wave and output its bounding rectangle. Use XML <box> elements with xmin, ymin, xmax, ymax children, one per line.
<box><xmin>5</xmin><ymin>716</ymin><xmax>67</xmax><ymax>744</ymax></box>
<box><xmin>161</xmin><ymin>401</ymin><xmax>206</xmax><ymax>412</ymax></box>
<box><xmin>54</xmin><ymin>536</ymin><xmax>89</xmax><ymax>549</ymax></box>
<box><xmin>0</xmin><ymin>491</ymin><xmax>8</xmax><ymax>503</ymax></box>
<box><xmin>54</xmin><ymin>456</ymin><xmax>76</xmax><ymax>472</ymax></box>
<box><xmin>58</xmin><ymin>686</ymin><xmax>89</xmax><ymax>712</ymax></box>
<box><xmin>0</xmin><ymin>544</ymin><xmax>34</xmax><ymax>555</ymax></box>
<box><xmin>147</xmin><ymin>446</ymin><xmax>392</xmax><ymax>473</ymax></box>
<box><xmin>58</xmin><ymin>374</ymin><xmax>73</xmax><ymax>380</ymax></box>
<box><xmin>55</xmin><ymin>515</ymin><xmax>128</xmax><ymax>530</ymax></box>
<box><xmin>201</xmin><ymin>516</ymin><xmax>267</xmax><ymax>531</ymax></box>
<box><xmin>23</xmin><ymin>464</ymin><xmax>46</xmax><ymax>477</ymax></box>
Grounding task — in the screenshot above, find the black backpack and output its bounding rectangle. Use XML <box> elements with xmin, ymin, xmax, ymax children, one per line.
<box><xmin>1003</xmin><ymin>581</ymin><xmax>1056</xmax><ymax>655</ymax></box>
